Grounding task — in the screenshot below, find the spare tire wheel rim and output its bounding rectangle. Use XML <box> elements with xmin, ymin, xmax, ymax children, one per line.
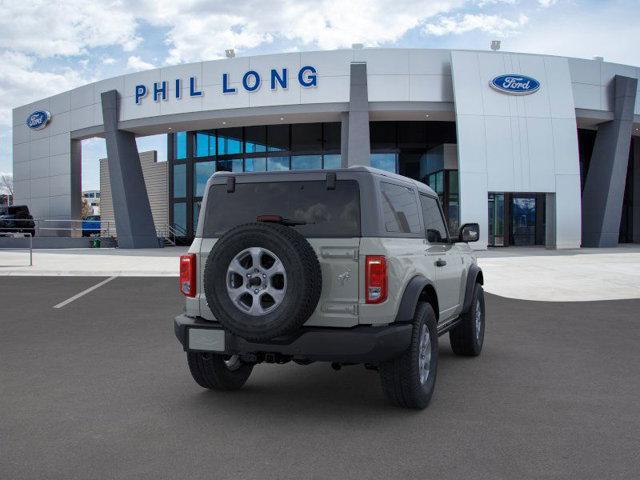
<box><xmin>226</xmin><ymin>247</ymin><xmax>287</xmax><ymax>316</ymax></box>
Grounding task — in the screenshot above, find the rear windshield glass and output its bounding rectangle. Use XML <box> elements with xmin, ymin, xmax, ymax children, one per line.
<box><xmin>203</xmin><ymin>180</ymin><xmax>360</xmax><ymax>238</ymax></box>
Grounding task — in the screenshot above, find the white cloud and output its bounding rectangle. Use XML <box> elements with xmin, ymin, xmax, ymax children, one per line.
<box><xmin>0</xmin><ymin>51</ymin><xmax>86</xmax><ymax>125</ymax></box>
<box><xmin>507</xmin><ymin>9</ymin><xmax>640</xmax><ymax>66</ymax></box>
<box><xmin>133</xmin><ymin>0</ymin><xmax>466</xmax><ymax>64</ymax></box>
<box><xmin>424</xmin><ymin>13</ymin><xmax>529</xmax><ymax>36</ymax></box>
<box><xmin>126</xmin><ymin>55</ymin><xmax>156</xmax><ymax>72</ymax></box>
<box><xmin>0</xmin><ymin>51</ymin><xmax>89</xmax><ymax>172</ymax></box>
<box><xmin>102</xmin><ymin>57</ymin><xmax>116</xmax><ymax>65</ymax></box>
<box><xmin>475</xmin><ymin>0</ymin><xmax>517</xmax><ymax>6</ymax></box>
<box><xmin>0</xmin><ymin>0</ymin><xmax>141</xmax><ymax>57</ymax></box>
<box><xmin>538</xmin><ymin>0</ymin><xmax>558</xmax><ymax>7</ymax></box>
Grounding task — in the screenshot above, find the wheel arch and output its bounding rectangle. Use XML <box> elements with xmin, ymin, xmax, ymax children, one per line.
<box><xmin>395</xmin><ymin>275</ymin><xmax>440</xmax><ymax>323</ymax></box>
<box><xmin>461</xmin><ymin>264</ymin><xmax>483</xmax><ymax>314</ymax></box>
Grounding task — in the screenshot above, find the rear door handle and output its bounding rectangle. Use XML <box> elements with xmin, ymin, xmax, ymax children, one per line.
<box><xmin>436</xmin><ymin>258</ymin><xmax>447</xmax><ymax>267</ymax></box>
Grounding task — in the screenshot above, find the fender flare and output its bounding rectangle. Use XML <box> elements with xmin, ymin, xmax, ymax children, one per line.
<box><xmin>394</xmin><ymin>275</ymin><xmax>437</xmax><ymax>323</ymax></box>
<box><xmin>461</xmin><ymin>264</ymin><xmax>484</xmax><ymax>314</ymax></box>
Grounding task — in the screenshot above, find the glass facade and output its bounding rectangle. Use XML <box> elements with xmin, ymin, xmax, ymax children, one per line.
<box><xmin>169</xmin><ymin>122</ymin><xmax>342</xmax><ymax>237</ymax></box>
<box><xmin>168</xmin><ymin>120</ymin><xmax>460</xmax><ymax>239</ymax></box>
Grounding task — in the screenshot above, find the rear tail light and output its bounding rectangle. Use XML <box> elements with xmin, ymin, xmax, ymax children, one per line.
<box><xmin>180</xmin><ymin>254</ymin><xmax>196</xmax><ymax>297</ymax></box>
<box><xmin>365</xmin><ymin>255</ymin><xmax>387</xmax><ymax>304</ymax></box>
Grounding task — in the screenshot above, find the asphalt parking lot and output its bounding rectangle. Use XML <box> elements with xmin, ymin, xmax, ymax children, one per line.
<box><xmin>2</xmin><ymin>277</ymin><xmax>639</xmax><ymax>479</ymax></box>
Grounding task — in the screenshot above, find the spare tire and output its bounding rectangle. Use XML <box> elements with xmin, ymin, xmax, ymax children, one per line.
<box><xmin>203</xmin><ymin>222</ymin><xmax>322</xmax><ymax>342</ymax></box>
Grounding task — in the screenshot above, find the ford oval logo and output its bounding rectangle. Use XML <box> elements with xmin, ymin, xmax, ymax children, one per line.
<box><xmin>26</xmin><ymin>110</ymin><xmax>51</xmax><ymax>130</ymax></box>
<box><xmin>490</xmin><ymin>74</ymin><xmax>540</xmax><ymax>95</ymax></box>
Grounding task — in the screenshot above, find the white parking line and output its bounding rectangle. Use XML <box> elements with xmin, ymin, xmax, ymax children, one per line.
<box><xmin>53</xmin><ymin>276</ymin><xmax>118</xmax><ymax>309</ymax></box>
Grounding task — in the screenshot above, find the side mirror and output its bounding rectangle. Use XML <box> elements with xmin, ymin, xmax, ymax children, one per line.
<box><xmin>458</xmin><ymin>223</ymin><xmax>480</xmax><ymax>243</ymax></box>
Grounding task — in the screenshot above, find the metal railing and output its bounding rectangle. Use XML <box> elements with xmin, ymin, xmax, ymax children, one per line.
<box><xmin>156</xmin><ymin>223</ymin><xmax>188</xmax><ymax>246</ymax></box>
<box><xmin>1</xmin><ymin>218</ymin><xmax>187</xmax><ymax>247</ymax></box>
<box><xmin>0</xmin><ymin>218</ymin><xmax>115</xmax><ymax>237</ymax></box>
<box><xmin>0</xmin><ymin>232</ymin><xmax>33</xmax><ymax>266</ymax></box>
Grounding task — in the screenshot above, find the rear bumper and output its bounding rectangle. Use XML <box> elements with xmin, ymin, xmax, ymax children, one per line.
<box><xmin>174</xmin><ymin>314</ymin><xmax>412</xmax><ymax>363</ymax></box>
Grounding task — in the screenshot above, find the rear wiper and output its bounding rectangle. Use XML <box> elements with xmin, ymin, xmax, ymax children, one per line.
<box><xmin>256</xmin><ymin>214</ymin><xmax>308</xmax><ymax>226</ymax></box>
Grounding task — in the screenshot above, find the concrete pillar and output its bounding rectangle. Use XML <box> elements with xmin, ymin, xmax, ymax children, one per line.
<box><xmin>340</xmin><ymin>112</ymin><xmax>349</xmax><ymax>168</ymax></box>
<box><xmin>633</xmin><ymin>138</ymin><xmax>640</xmax><ymax>243</ymax></box>
<box><xmin>582</xmin><ymin>75</ymin><xmax>638</xmax><ymax>247</ymax></box>
<box><xmin>345</xmin><ymin>63</ymin><xmax>370</xmax><ymax>167</ymax></box>
<box><xmin>101</xmin><ymin>90</ymin><xmax>159</xmax><ymax>248</ymax></box>
<box><xmin>545</xmin><ymin>193</ymin><xmax>556</xmax><ymax>249</ymax></box>
<box><xmin>69</xmin><ymin>139</ymin><xmax>82</xmax><ymax>237</ymax></box>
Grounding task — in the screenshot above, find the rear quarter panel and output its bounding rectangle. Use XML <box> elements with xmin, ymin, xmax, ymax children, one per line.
<box><xmin>358</xmin><ymin>237</ymin><xmax>432</xmax><ymax>325</ymax></box>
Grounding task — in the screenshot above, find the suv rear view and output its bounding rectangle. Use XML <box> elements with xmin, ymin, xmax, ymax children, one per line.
<box><xmin>174</xmin><ymin>167</ymin><xmax>484</xmax><ymax>409</ymax></box>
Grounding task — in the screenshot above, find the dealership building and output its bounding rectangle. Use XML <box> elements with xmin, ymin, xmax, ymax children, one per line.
<box><xmin>11</xmin><ymin>48</ymin><xmax>640</xmax><ymax>248</ymax></box>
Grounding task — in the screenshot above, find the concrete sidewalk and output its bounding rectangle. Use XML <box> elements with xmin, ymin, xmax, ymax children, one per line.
<box><xmin>0</xmin><ymin>247</ymin><xmax>187</xmax><ymax>276</ymax></box>
<box><xmin>1</xmin><ymin>245</ymin><xmax>639</xmax><ymax>301</ymax></box>
<box><xmin>477</xmin><ymin>245</ymin><xmax>640</xmax><ymax>301</ymax></box>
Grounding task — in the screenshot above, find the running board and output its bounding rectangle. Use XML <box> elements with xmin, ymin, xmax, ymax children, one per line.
<box><xmin>437</xmin><ymin>316</ymin><xmax>462</xmax><ymax>336</ymax></box>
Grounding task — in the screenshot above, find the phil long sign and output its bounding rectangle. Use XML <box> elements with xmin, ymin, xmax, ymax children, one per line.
<box><xmin>135</xmin><ymin>66</ymin><xmax>318</xmax><ymax>105</ymax></box>
<box><xmin>490</xmin><ymin>74</ymin><xmax>540</xmax><ymax>95</ymax></box>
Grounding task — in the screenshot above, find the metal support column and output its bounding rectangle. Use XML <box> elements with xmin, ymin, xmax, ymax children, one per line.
<box><xmin>101</xmin><ymin>90</ymin><xmax>159</xmax><ymax>248</ymax></box>
<box><xmin>582</xmin><ymin>75</ymin><xmax>638</xmax><ymax>247</ymax></box>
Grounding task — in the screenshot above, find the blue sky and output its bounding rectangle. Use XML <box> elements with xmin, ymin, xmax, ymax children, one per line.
<box><xmin>1</xmin><ymin>0</ymin><xmax>638</xmax><ymax>191</ymax></box>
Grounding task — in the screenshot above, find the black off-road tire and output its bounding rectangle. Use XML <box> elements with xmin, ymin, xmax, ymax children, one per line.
<box><xmin>449</xmin><ymin>283</ymin><xmax>485</xmax><ymax>356</ymax></box>
<box><xmin>379</xmin><ymin>302</ymin><xmax>438</xmax><ymax>409</ymax></box>
<box><xmin>187</xmin><ymin>352</ymin><xmax>253</xmax><ymax>391</ymax></box>
<box><xmin>204</xmin><ymin>222</ymin><xmax>322</xmax><ymax>342</ymax></box>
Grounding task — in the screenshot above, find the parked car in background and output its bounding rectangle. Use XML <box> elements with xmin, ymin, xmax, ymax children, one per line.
<box><xmin>0</xmin><ymin>205</ymin><xmax>35</xmax><ymax>236</ymax></box>
<box><xmin>82</xmin><ymin>215</ymin><xmax>101</xmax><ymax>237</ymax></box>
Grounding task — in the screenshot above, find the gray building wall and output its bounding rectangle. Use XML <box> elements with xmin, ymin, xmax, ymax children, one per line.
<box><xmin>99</xmin><ymin>150</ymin><xmax>168</xmax><ymax>237</ymax></box>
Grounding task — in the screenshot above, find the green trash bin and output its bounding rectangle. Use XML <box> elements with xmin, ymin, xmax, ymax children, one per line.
<box><xmin>91</xmin><ymin>238</ymin><xmax>101</xmax><ymax>248</ymax></box>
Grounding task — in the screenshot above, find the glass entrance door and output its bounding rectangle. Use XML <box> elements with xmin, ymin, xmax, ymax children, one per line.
<box><xmin>510</xmin><ymin>196</ymin><xmax>537</xmax><ymax>246</ymax></box>
<box><xmin>488</xmin><ymin>193</ymin><xmax>505</xmax><ymax>246</ymax></box>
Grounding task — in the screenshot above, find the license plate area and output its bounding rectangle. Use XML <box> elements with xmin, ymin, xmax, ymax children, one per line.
<box><xmin>187</xmin><ymin>328</ymin><xmax>226</xmax><ymax>352</ymax></box>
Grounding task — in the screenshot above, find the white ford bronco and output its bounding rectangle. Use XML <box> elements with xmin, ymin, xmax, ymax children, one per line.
<box><xmin>175</xmin><ymin>167</ymin><xmax>484</xmax><ymax>409</ymax></box>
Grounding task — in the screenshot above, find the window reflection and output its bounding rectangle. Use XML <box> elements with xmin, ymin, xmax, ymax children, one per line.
<box><xmin>195</xmin><ymin>131</ymin><xmax>215</xmax><ymax>157</ymax></box>
<box><xmin>291</xmin><ymin>155</ymin><xmax>322</xmax><ymax>170</ymax></box>
<box><xmin>245</xmin><ymin>157</ymin><xmax>267</xmax><ymax>172</ymax></box>
<box><xmin>174</xmin><ymin>131</ymin><xmax>187</xmax><ymax>160</ymax></box>
<box><xmin>267</xmin><ymin>156</ymin><xmax>290</xmax><ymax>171</ymax></box>
<box><xmin>173</xmin><ymin>202</ymin><xmax>186</xmax><ymax>231</ymax></box>
<box><xmin>370</xmin><ymin>153</ymin><xmax>397</xmax><ymax>173</ymax></box>
<box><xmin>323</xmin><ymin>154</ymin><xmax>341</xmax><ymax>169</ymax></box>
<box><xmin>194</xmin><ymin>161</ymin><xmax>215</xmax><ymax>197</ymax></box>
<box><xmin>217</xmin><ymin>128</ymin><xmax>243</xmax><ymax>155</ymax></box>
<box><xmin>245</xmin><ymin>126</ymin><xmax>267</xmax><ymax>153</ymax></box>
<box><xmin>173</xmin><ymin>164</ymin><xmax>186</xmax><ymax>197</ymax></box>
<box><xmin>217</xmin><ymin>159</ymin><xmax>243</xmax><ymax>173</ymax></box>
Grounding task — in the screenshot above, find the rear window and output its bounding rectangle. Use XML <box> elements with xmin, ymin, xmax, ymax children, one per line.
<box><xmin>203</xmin><ymin>180</ymin><xmax>360</xmax><ymax>238</ymax></box>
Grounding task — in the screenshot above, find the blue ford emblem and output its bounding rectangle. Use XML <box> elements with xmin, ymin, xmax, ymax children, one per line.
<box><xmin>490</xmin><ymin>74</ymin><xmax>540</xmax><ymax>95</ymax></box>
<box><xmin>26</xmin><ymin>110</ymin><xmax>51</xmax><ymax>130</ymax></box>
